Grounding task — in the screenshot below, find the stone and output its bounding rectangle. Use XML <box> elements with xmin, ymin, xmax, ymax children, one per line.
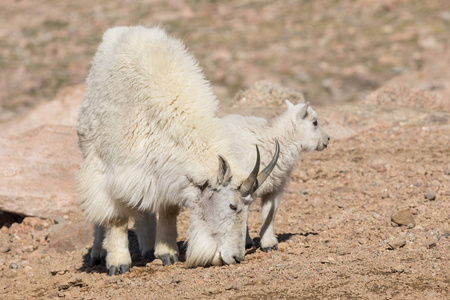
<box><xmin>424</xmin><ymin>189</ymin><xmax>436</xmax><ymax>201</ymax></box>
<box><xmin>9</xmin><ymin>263</ymin><xmax>18</xmax><ymax>269</ymax></box>
<box><xmin>444</xmin><ymin>164</ymin><xmax>450</xmax><ymax>176</ymax></box>
<box><xmin>0</xmin><ymin>125</ymin><xmax>81</xmax><ymax>219</ymax></box>
<box><xmin>391</xmin><ymin>208</ymin><xmax>415</xmax><ymax>227</ymax></box>
<box><xmin>387</xmin><ymin>237</ymin><xmax>406</xmax><ymax>250</ymax></box>
<box><xmin>0</xmin><ymin>84</ymin><xmax>83</xmax><ymax>137</ymax></box>
<box><xmin>47</xmin><ymin>222</ymin><xmax>93</xmax><ymax>253</ymax></box>
<box><xmin>54</xmin><ymin>216</ymin><xmax>68</xmax><ymax>225</ymax></box>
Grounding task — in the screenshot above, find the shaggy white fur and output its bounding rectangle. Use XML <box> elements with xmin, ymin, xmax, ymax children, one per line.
<box><xmin>76</xmin><ymin>26</ymin><xmax>277</xmax><ymax>275</ymax></box>
<box><xmin>89</xmin><ymin>100</ymin><xmax>329</xmax><ymax>263</ymax></box>
<box><xmin>222</xmin><ymin>100</ymin><xmax>330</xmax><ymax>250</ymax></box>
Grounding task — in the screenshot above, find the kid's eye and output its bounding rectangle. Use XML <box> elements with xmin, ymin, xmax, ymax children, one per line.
<box><xmin>229</xmin><ymin>204</ymin><xmax>237</xmax><ymax>211</ymax></box>
<box><xmin>313</xmin><ymin>120</ymin><xmax>318</xmax><ymax>126</ymax></box>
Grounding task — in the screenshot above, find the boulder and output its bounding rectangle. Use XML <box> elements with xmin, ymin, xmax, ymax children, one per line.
<box><xmin>0</xmin><ymin>124</ymin><xmax>81</xmax><ymax>219</ymax></box>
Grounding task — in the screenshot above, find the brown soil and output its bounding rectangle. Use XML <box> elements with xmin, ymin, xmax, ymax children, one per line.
<box><xmin>1</xmin><ymin>92</ymin><xmax>449</xmax><ymax>298</ymax></box>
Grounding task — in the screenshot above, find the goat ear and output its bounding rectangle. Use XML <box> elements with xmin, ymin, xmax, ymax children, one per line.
<box><xmin>285</xmin><ymin>99</ymin><xmax>294</xmax><ymax>110</ymax></box>
<box><xmin>298</xmin><ymin>102</ymin><xmax>309</xmax><ymax>120</ymax></box>
<box><xmin>217</xmin><ymin>155</ymin><xmax>232</xmax><ymax>184</ymax></box>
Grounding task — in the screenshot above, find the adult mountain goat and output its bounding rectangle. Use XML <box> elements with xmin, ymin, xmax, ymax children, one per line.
<box><xmin>76</xmin><ymin>26</ymin><xmax>279</xmax><ymax>275</ymax></box>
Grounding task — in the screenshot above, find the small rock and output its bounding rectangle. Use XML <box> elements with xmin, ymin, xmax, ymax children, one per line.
<box><xmin>54</xmin><ymin>216</ymin><xmax>68</xmax><ymax>225</ymax></box>
<box><xmin>9</xmin><ymin>263</ymin><xmax>18</xmax><ymax>269</ymax></box>
<box><xmin>0</xmin><ymin>246</ymin><xmax>10</xmax><ymax>253</ymax></box>
<box><xmin>444</xmin><ymin>164</ymin><xmax>450</xmax><ymax>176</ymax></box>
<box><xmin>424</xmin><ymin>189</ymin><xmax>436</xmax><ymax>201</ymax></box>
<box><xmin>427</xmin><ymin>242</ymin><xmax>437</xmax><ymax>249</ymax></box>
<box><xmin>440</xmin><ymin>11</ymin><xmax>450</xmax><ymax>21</ymax></box>
<box><xmin>277</xmin><ymin>242</ymin><xmax>288</xmax><ymax>252</ymax></box>
<box><xmin>298</xmin><ymin>170</ymin><xmax>308</xmax><ymax>182</ymax></box>
<box><xmin>337</xmin><ymin>249</ymin><xmax>350</xmax><ymax>256</ymax></box>
<box><xmin>390</xmin><ymin>265</ymin><xmax>404</xmax><ymax>273</ymax></box>
<box><xmin>391</xmin><ymin>208</ymin><xmax>415</xmax><ymax>227</ymax></box>
<box><xmin>387</xmin><ymin>237</ymin><xmax>406</xmax><ymax>250</ymax></box>
<box><xmin>50</xmin><ymin>268</ymin><xmax>68</xmax><ymax>276</ymax></box>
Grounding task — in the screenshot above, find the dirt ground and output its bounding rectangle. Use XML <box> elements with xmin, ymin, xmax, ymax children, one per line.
<box><xmin>0</xmin><ymin>0</ymin><xmax>449</xmax><ymax>299</ymax></box>
<box><xmin>0</xmin><ymin>93</ymin><xmax>449</xmax><ymax>299</ymax></box>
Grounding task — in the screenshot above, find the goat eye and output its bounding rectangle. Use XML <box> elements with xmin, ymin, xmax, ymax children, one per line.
<box><xmin>229</xmin><ymin>204</ymin><xmax>237</xmax><ymax>211</ymax></box>
<box><xmin>313</xmin><ymin>120</ymin><xmax>318</xmax><ymax>126</ymax></box>
<box><xmin>198</xmin><ymin>181</ymin><xmax>209</xmax><ymax>192</ymax></box>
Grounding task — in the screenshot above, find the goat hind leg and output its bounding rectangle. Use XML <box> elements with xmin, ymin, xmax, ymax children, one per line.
<box><xmin>90</xmin><ymin>224</ymin><xmax>106</xmax><ymax>265</ymax></box>
<box><xmin>155</xmin><ymin>206</ymin><xmax>180</xmax><ymax>265</ymax></box>
<box><xmin>259</xmin><ymin>191</ymin><xmax>282</xmax><ymax>252</ymax></box>
<box><xmin>134</xmin><ymin>211</ymin><xmax>157</xmax><ymax>261</ymax></box>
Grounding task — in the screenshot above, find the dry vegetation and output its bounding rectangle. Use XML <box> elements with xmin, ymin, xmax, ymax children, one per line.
<box><xmin>1</xmin><ymin>0</ymin><xmax>450</xmax><ymax>119</ymax></box>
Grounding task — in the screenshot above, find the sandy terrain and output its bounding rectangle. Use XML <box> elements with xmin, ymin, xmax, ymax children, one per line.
<box><xmin>0</xmin><ymin>0</ymin><xmax>449</xmax><ymax>299</ymax></box>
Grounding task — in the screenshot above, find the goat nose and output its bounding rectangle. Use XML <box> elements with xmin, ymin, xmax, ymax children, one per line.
<box><xmin>323</xmin><ymin>144</ymin><xmax>327</xmax><ymax>148</ymax></box>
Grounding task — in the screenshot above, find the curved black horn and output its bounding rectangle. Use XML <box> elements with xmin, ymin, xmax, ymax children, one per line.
<box><xmin>256</xmin><ymin>139</ymin><xmax>280</xmax><ymax>188</ymax></box>
<box><xmin>240</xmin><ymin>145</ymin><xmax>260</xmax><ymax>197</ymax></box>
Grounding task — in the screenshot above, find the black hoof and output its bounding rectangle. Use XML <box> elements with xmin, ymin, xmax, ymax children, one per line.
<box><xmin>108</xmin><ymin>266</ymin><xmax>118</xmax><ymax>276</ymax></box>
<box><xmin>144</xmin><ymin>250</ymin><xmax>155</xmax><ymax>261</ymax></box>
<box><xmin>262</xmin><ymin>244</ymin><xmax>278</xmax><ymax>252</ymax></box>
<box><xmin>120</xmin><ymin>264</ymin><xmax>129</xmax><ymax>274</ymax></box>
<box><xmin>245</xmin><ymin>241</ymin><xmax>255</xmax><ymax>249</ymax></box>
<box><xmin>158</xmin><ymin>253</ymin><xmax>179</xmax><ymax>266</ymax></box>
<box><xmin>90</xmin><ymin>257</ymin><xmax>101</xmax><ymax>266</ymax></box>
<box><xmin>108</xmin><ymin>264</ymin><xmax>130</xmax><ymax>276</ymax></box>
<box><xmin>90</xmin><ymin>256</ymin><xmax>106</xmax><ymax>266</ymax></box>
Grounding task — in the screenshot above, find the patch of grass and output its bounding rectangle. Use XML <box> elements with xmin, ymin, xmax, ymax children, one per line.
<box><xmin>43</xmin><ymin>19</ymin><xmax>69</xmax><ymax>29</ymax></box>
<box><xmin>22</xmin><ymin>27</ymin><xmax>38</xmax><ymax>37</ymax></box>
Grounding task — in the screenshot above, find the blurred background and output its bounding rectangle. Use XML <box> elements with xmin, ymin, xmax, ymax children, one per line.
<box><xmin>1</xmin><ymin>0</ymin><xmax>449</xmax><ymax>122</ymax></box>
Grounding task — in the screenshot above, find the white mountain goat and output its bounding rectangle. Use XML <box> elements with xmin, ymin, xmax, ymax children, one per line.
<box><xmin>76</xmin><ymin>26</ymin><xmax>279</xmax><ymax>275</ymax></box>
<box><xmin>222</xmin><ymin>100</ymin><xmax>329</xmax><ymax>251</ymax></box>
<box><xmin>113</xmin><ymin>99</ymin><xmax>329</xmax><ymax>258</ymax></box>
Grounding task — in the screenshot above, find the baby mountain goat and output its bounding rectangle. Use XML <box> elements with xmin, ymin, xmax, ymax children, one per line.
<box><xmin>222</xmin><ymin>100</ymin><xmax>330</xmax><ymax>251</ymax></box>
<box><xmin>76</xmin><ymin>26</ymin><xmax>279</xmax><ymax>275</ymax></box>
<box><xmin>113</xmin><ymin>99</ymin><xmax>329</xmax><ymax>260</ymax></box>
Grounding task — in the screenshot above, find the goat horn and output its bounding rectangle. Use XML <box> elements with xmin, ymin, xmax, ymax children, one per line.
<box><xmin>240</xmin><ymin>145</ymin><xmax>260</xmax><ymax>197</ymax></box>
<box><xmin>256</xmin><ymin>139</ymin><xmax>280</xmax><ymax>188</ymax></box>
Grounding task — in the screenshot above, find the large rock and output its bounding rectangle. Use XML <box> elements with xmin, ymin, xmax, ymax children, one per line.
<box><xmin>0</xmin><ymin>84</ymin><xmax>84</xmax><ymax>138</ymax></box>
<box><xmin>0</xmin><ymin>124</ymin><xmax>81</xmax><ymax>219</ymax></box>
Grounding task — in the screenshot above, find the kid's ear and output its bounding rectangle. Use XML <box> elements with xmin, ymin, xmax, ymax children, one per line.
<box><xmin>298</xmin><ymin>102</ymin><xmax>310</xmax><ymax>120</ymax></box>
<box><xmin>285</xmin><ymin>99</ymin><xmax>294</xmax><ymax>110</ymax></box>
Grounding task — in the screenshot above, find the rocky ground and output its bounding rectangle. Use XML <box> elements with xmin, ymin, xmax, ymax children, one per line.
<box><xmin>0</xmin><ymin>0</ymin><xmax>449</xmax><ymax>299</ymax></box>
<box><xmin>0</xmin><ymin>80</ymin><xmax>448</xmax><ymax>299</ymax></box>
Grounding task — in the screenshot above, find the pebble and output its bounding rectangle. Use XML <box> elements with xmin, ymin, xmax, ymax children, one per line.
<box><xmin>390</xmin><ymin>265</ymin><xmax>405</xmax><ymax>273</ymax></box>
<box><xmin>9</xmin><ymin>263</ymin><xmax>18</xmax><ymax>269</ymax></box>
<box><xmin>0</xmin><ymin>246</ymin><xmax>10</xmax><ymax>253</ymax></box>
<box><xmin>391</xmin><ymin>208</ymin><xmax>415</xmax><ymax>227</ymax></box>
<box><xmin>54</xmin><ymin>216</ymin><xmax>68</xmax><ymax>225</ymax></box>
<box><xmin>387</xmin><ymin>237</ymin><xmax>406</xmax><ymax>250</ymax></box>
<box><xmin>424</xmin><ymin>189</ymin><xmax>436</xmax><ymax>201</ymax></box>
<box><xmin>444</xmin><ymin>164</ymin><xmax>450</xmax><ymax>175</ymax></box>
